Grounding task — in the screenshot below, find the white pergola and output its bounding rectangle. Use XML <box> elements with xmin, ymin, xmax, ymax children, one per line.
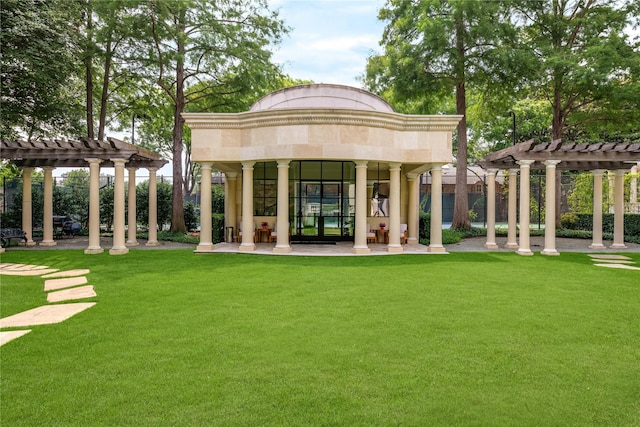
<box><xmin>480</xmin><ymin>139</ymin><xmax>640</xmax><ymax>255</ymax></box>
<box><xmin>0</xmin><ymin>137</ymin><xmax>168</xmax><ymax>255</ymax></box>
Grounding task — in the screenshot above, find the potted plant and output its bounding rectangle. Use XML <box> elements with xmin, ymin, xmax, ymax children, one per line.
<box><xmin>261</xmin><ymin>221</ymin><xmax>268</xmax><ymax>230</ymax></box>
<box><xmin>379</xmin><ymin>222</ymin><xmax>386</xmax><ymax>230</ymax></box>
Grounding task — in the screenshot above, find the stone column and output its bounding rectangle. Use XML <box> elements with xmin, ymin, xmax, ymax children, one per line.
<box><xmin>85</xmin><ymin>158</ymin><xmax>104</xmax><ymax>254</ymax></box>
<box><xmin>428</xmin><ymin>165</ymin><xmax>446</xmax><ymax>253</ymax></box>
<box><xmin>611</xmin><ymin>169</ymin><xmax>627</xmax><ymax>249</ymax></box>
<box><xmin>388</xmin><ymin>162</ymin><xmax>403</xmax><ymax>253</ymax></box>
<box><xmin>352</xmin><ymin>161</ymin><xmax>370</xmax><ymax>254</ymax></box>
<box><xmin>541</xmin><ymin>160</ymin><xmax>561</xmax><ymax>256</ymax></box>
<box><xmin>505</xmin><ymin>168</ymin><xmax>519</xmax><ymax>249</ymax></box>
<box><xmin>407</xmin><ymin>173</ymin><xmax>419</xmax><ymax>245</ymax></box>
<box><xmin>146</xmin><ymin>167</ymin><xmax>159</xmax><ymax>246</ymax></box>
<box><xmin>239</xmin><ymin>161</ymin><xmax>256</xmax><ymax>252</ymax></box>
<box><xmin>484</xmin><ymin>168</ymin><xmax>499</xmax><ymax>249</ymax></box>
<box><xmin>110</xmin><ymin>159</ymin><xmax>129</xmax><ymax>255</ymax></box>
<box><xmin>607</xmin><ymin>171</ymin><xmax>615</xmax><ymax>213</ymax></box>
<box><xmin>589</xmin><ymin>170</ymin><xmax>606</xmax><ymax>249</ymax></box>
<box><xmin>21</xmin><ymin>167</ymin><xmax>35</xmax><ymax>246</ymax></box>
<box><xmin>274</xmin><ymin>160</ymin><xmax>292</xmax><ymax>253</ymax></box>
<box><xmin>516</xmin><ymin>160</ymin><xmax>534</xmax><ymax>256</ymax></box>
<box><xmin>225</xmin><ymin>172</ymin><xmax>238</xmax><ymax>240</ymax></box>
<box><xmin>197</xmin><ymin>162</ymin><xmax>214</xmax><ymax>251</ymax></box>
<box><xmin>126</xmin><ymin>167</ymin><xmax>139</xmax><ymax>246</ymax></box>
<box><xmin>40</xmin><ymin>166</ymin><xmax>57</xmax><ymax>246</ymax></box>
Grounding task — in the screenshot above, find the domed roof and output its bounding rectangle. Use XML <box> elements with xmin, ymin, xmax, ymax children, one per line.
<box><xmin>249</xmin><ymin>84</ymin><xmax>394</xmax><ymax>112</ymax></box>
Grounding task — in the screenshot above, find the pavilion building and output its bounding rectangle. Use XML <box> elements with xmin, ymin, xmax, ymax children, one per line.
<box><xmin>184</xmin><ymin>84</ymin><xmax>462</xmax><ymax>254</ymax></box>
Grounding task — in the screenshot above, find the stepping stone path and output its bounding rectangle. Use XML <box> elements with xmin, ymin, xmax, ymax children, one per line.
<box><xmin>588</xmin><ymin>254</ymin><xmax>640</xmax><ymax>271</ymax></box>
<box><xmin>0</xmin><ymin>263</ymin><xmax>96</xmax><ymax>347</ymax></box>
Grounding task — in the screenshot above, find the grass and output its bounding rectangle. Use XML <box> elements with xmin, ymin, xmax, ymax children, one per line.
<box><xmin>1</xmin><ymin>250</ymin><xmax>639</xmax><ymax>426</ymax></box>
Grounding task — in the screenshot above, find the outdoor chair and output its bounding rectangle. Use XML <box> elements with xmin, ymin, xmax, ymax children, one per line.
<box><xmin>400</xmin><ymin>223</ymin><xmax>408</xmax><ymax>244</ymax></box>
<box><xmin>366</xmin><ymin>224</ymin><xmax>377</xmax><ymax>243</ymax></box>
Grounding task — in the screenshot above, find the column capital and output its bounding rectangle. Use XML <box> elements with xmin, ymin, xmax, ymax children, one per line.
<box><xmin>126</xmin><ymin>166</ymin><xmax>138</xmax><ymax>172</ymax></box>
<box><xmin>615</xmin><ymin>169</ymin><xmax>627</xmax><ymax>176</ymax></box>
<box><xmin>517</xmin><ymin>159</ymin><xmax>535</xmax><ymax>167</ymax></box>
<box><xmin>486</xmin><ymin>168</ymin><xmax>499</xmax><ymax>176</ymax></box>
<box><xmin>592</xmin><ymin>169</ymin><xmax>606</xmax><ymax>176</ymax></box>
<box><xmin>508</xmin><ymin>168</ymin><xmax>519</xmax><ymax>175</ymax></box>
<box><xmin>354</xmin><ymin>160</ymin><xmax>368</xmax><ymax>168</ymax></box>
<box><xmin>242</xmin><ymin>161</ymin><xmax>256</xmax><ymax>170</ymax></box>
<box><xmin>388</xmin><ymin>162</ymin><xmax>402</xmax><ymax>171</ymax></box>
<box><xmin>430</xmin><ymin>164</ymin><xmax>443</xmax><ymax>172</ymax></box>
<box><xmin>110</xmin><ymin>158</ymin><xmax>127</xmax><ymax>166</ymax></box>
<box><xmin>22</xmin><ymin>166</ymin><xmax>34</xmax><ymax>173</ymax></box>
<box><xmin>277</xmin><ymin>159</ymin><xmax>291</xmax><ymax>167</ymax></box>
<box><xmin>543</xmin><ymin>160</ymin><xmax>561</xmax><ymax>167</ymax></box>
<box><xmin>225</xmin><ymin>172</ymin><xmax>238</xmax><ymax>179</ymax></box>
<box><xmin>406</xmin><ymin>172</ymin><xmax>418</xmax><ymax>180</ymax></box>
<box><xmin>42</xmin><ymin>166</ymin><xmax>55</xmax><ymax>172</ymax></box>
<box><xmin>200</xmin><ymin>162</ymin><xmax>213</xmax><ymax>171</ymax></box>
<box><xmin>147</xmin><ymin>167</ymin><xmax>158</xmax><ymax>173</ymax></box>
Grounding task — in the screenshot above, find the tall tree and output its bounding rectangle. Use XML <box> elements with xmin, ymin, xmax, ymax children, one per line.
<box><xmin>1</xmin><ymin>0</ymin><xmax>85</xmax><ymax>140</ymax></box>
<box><xmin>126</xmin><ymin>0</ymin><xmax>287</xmax><ymax>233</ymax></box>
<box><xmin>515</xmin><ymin>0</ymin><xmax>640</xmax><ymax>225</ymax></box>
<box><xmin>364</xmin><ymin>0</ymin><xmax>519</xmax><ymax>229</ymax></box>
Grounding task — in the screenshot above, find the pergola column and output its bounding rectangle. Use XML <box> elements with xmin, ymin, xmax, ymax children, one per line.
<box><xmin>505</xmin><ymin>168</ymin><xmax>519</xmax><ymax>249</ymax></box>
<box><xmin>388</xmin><ymin>162</ymin><xmax>403</xmax><ymax>253</ymax></box>
<box><xmin>85</xmin><ymin>158</ymin><xmax>104</xmax><ymax>254</ymax></box>
<box><xmin>589</xmin><ymin>170</ymin><xmax>606</xmax><ymax>249</ymax></box>
<box><xmin>428</xmin><ymin>164</ymin><xmax>446</xmax><ymax>253</ymax></box>
<box><xmin>353</xmin><ymin>161</ymin><xmax>370</xmax><ymax>254</ymax></box>
<box><xmin>274</xmin><ymin>160</ymin><xmax>292</xmax><ymax>254</ymax></box>
<box><xmin>21</xmin><ymin>167</ymin><xmax>35</xmax><ymax>246</ymax></box>
<box><xmin>407</xmin><ymin>173</ymin><xmax>419</xmax><ymax>245</ymax></box>
<box><xmin>126</xmin><ymin>167</ymin><xmax>139</xmax><ymax>246</ymax></box>
<box><xmin>607</xmin><ymin>171</ymin><xmax>615</xmax><ymax>213</ymax></box>
<box><xmin>610</xmin><ymin>169</ymin><xmax>627</xmax><ymax>249</ymax></box>
<box><xmin>225</xmin><ymin>172</ymin><xmax>238</xmax><ymax>240</ymax></box>
<box><xmin>516</xmin><ymin>160</ymin><xmax>534</xmax><ymax>256</ymax></box>
<box><xmin>40</xmin><ymin>166</ymin><xmax>57</xmax><ymax>246</ymax></box>
<box><xmin>484</xmin><ymin>168</ymin><xmax>499</xmax><ymax>249</ymax></box>
<box><xmin>541</xmin><ymin>160</ymin><xmax>561</xmax><ymax>256</ymax></box>
<box><xmin>146</xmin><ymin>167</ymin><xmax>159</xmax><ymax>246</ymax></box>
<box><xmin>239</xmin><ymin>161</ymin><xmax>256</xmax><ymax>252</ymax></box>
<box><xmin>110</xmin><ymin>158</ymin><xmax>129</xmax><ymax>255</ymax></box>
<box><xmin>197</xmin><ymin>162</ymin><xmax>214</xmax><ymax>251</ymax></box>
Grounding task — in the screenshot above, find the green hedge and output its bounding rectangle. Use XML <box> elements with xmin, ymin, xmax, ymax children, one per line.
<box><xmin>561</xmin><ymin>213</ymin><xmax>640</xmax><ymax>244</ymax></box>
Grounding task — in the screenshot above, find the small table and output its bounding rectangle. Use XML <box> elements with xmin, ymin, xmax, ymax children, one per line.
<box><xmin>376</xmin><ymin>229</ymin><xmax>388</xmax><ymax>244</ymax></box>
<box><xmin>257</xmin><ymin>228</ymin><xmax>271</xmax><ymax>243</ymax></box>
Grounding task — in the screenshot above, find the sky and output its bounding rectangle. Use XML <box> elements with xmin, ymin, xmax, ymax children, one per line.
<box><xmin>268</xmin><ymin>0</ymin><xmax>387</xmax><ymax>87</ymax></box>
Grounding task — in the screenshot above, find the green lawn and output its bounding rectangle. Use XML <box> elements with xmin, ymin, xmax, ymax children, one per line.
<box><xmin>1</xmin><ymin>250</ymin><xmax>639</xmax><ymax>426</ymax></box>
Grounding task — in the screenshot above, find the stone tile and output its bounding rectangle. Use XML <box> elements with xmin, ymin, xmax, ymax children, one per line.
<box><xmin>44</xmin><ymin>276</ymin><xmax>88</xmax><ymax>291</ymax></box>
<box><xmin>588</xmin><ymin>254</ymin><xmax>632</xmax><ymax>260</ymax></box>
<box><xmin>0</xmin><ymin>330</ymin><xmax>32</xmax><ymax>346</ymax></box>
<box><xmin>590</xmin><ymin>259</ymin><xmax>635</xmax><ymax>264</ymax></box>
<box><xmin>593</xmin><ymin>263</ymin><xmax>640</xmax><ymax>271</ymax></box>
<box><xmin>0</xmin><ymin>303</ymin><xmax>96</xmax><ymax>328</ymax></box>
<box><xmin>42</xmin><ymin>269</ymin><xmax>90</xmax><ymax>278</ymax></box>
<box><xmin>47</xmin><ymin>285</ymin><xmax>96</xmax><ymax>303</ymax></box>
<box><xmin>0</xmin><ymin>268</ymin><xmax>59</xmax><ymax>276</ymax></box>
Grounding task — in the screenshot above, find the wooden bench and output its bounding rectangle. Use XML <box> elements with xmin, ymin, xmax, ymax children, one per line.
<box><xmin>1</xmin><ymin>228</ymin><xmax>27</xmax><ymax>247</ymax></box>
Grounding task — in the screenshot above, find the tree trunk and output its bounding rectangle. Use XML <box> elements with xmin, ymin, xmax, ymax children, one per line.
<box><xmin>85</xmin><ymin>4</ymin><xmax>94</xmax><ymax>140</ymax></box>
<box><xmin>170</xmin><ymin>16</ymin><xmax>186</xmax><ymax>233</ymax></box>
<box><xmin>98</xmin><ymin>39</ymin><xmax>112</xmax><ymax>141</ymax></box>
<box><xmin>451</xmin><ymin>12</ymin><xmax>470</xmax><ymax>230</ymax></box>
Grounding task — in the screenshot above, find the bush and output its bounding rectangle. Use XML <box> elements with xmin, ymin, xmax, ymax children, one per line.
<box><xmin>212</xmin><ymin>213</ymin><xmax>225</xmax><ymax>243</ymax></box>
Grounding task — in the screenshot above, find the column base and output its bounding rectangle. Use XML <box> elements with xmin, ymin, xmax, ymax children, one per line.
<box><xmin>407</xmin><ymin>238</ymin><xmax>419</xmax><ymax>245</ymax></box>
<box><xmin>352</xmin><ymin>246</ymin><xmax>371</xmax><ymax>254</ymax></box>
<box><xmin>126</xmin><ymin>240</ymin><xmax>139</xmax><ymax>246</ymax></box>
<box><xmin>238</xmin><ymin>244</ymin><xmax>256</xmax><ymax>252</ymax></box>
<box><xmin>516</xmin><ymin>248</ymin><xmax>534</xmax><ymax>256</ymax></box>
<box><xmin>589</xmin><ymin>243</ymin><xmax>606</xmax><ymax>249</ymax></box>
<box><xmin>504</xmin><ymin>242</ymin><xmax>519</xmax><ymax>249</ymax></box>
<box><xmin>427</xmin><ymin>245</ymin><xmax>448</xmax><ymax>254</ymax></box>
<box><xmin>484</xmin><ymin>242</ymin><xmax>499</xmax><ymax>249</ymax></box>
<box><xmin>84</xmin><ymin>247</ymin><xmax>104</xmax><ymax>254</ymax></box>
<box><xmin>196</xmin><ymin>244</ymin><xmax>215</xmax><ymax>251</ymax></box>
<box><xmin>610</xmin><ymin>243</ymin><xmax>627</xmax><ymax>249</ymax></box>
<box><xmin>273</xmin><ymin>245</ymin><xmax>292</xmax><ymax>254</ymax></box>
<box><xmin>387</xmin><ymin>244</ymin><xmax>403</xmax><ymax>253</ymax></box>
<box><xmin>109</xmin><ymin>247</ymin><xmax>129</xmax><ymax>255</ymax></box>
<box><xmin>24</xmin><ymin>240</ymin><xmax>36</xmax><ymax>247</ymax></box>
<box><xmin>39</xmin><ymin>240</ymin><xmax>57</xmax><ymax>247</ymax></box>
<box><xmin>0</xmin><ymin>248</ymin><xmax>5</xmax><ymax>253</ymax></box>
<box><xmin>541</xmin><ymin>249</ymin><xmax>560</xmax><ymax>256</ymax></box>
<box><xmin>146</xmin><ymin>241</ymin><xmax>159</xmax><ymax>247</ymax></box>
